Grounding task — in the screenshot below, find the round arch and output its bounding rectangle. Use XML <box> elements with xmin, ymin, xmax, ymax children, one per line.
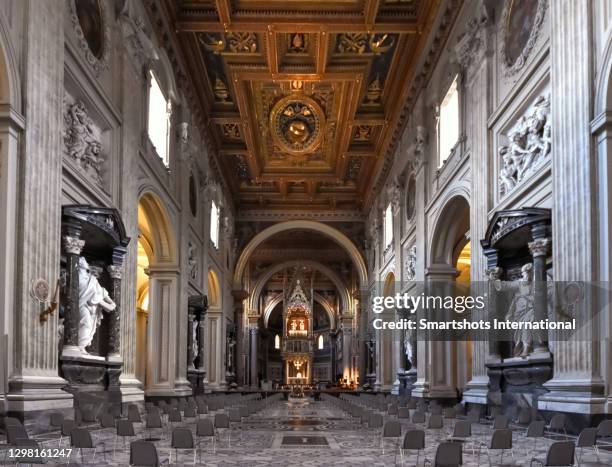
<box><xmin>138</xmin><ymin>191</ymin><xmax>177</xmax><ymax>265</ymax></box>
<box><xmin>429</xmin><ymin>194</ymin><xmax>471</xmax><ymax>266</ymax></box>
<box><xmin>249</xmin><ymin>259</ymin><xmax>351</xmax><ymax>313</ymax></box>
<box><xmin>263</xmin><ymin>292</ymin><xmax>336</xmax><ymax>329</ymax></box>
<box><xmin>0</xmin><ymin>9</ymin><xmax>21</xmax><ymax>110</ymax></box>
<box><xmin>233</xmin><ymin>221</ymin><xmax>368</xmax><ymax>289</ymax></box>
<box><xmin>207</xmin><ymin>269</ymin><xmax>221</xmax><ymax>308</ymax></box>
<box><xmin>383</xmin><ymin>271</ymin><xmax>396</xmax><ymax>296</ymax></box>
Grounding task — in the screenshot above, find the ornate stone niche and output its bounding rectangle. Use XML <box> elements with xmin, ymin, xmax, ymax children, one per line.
<box><xmin>187</xmin><ymin>295</ymin><xmax>208</xmax><ymax>392</ymax></box>
<box><xmin>59</xmin><ymin>205</ymin><xmax>130</xmax><ymax>395</ymax></box>
<box><xmin>481</xmin><ymin>207</ymin><xmax>552</xmax><ymax>408</ymax></box>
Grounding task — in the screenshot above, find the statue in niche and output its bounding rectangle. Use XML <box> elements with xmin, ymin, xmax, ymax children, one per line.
<box><xmin>77</xmin><ymin>257</ymin><xmax>116</xmax><ymax>353</ymax></box>
<box><xmin>504</xmin><ymin>263</ymin><xmax>535</xmax><ymax>358</ymax></box>
<box><xmin>191</xmin><ymin>319</ymin><xmax>198</xmax><ymax>367</ymax></box>
<box><xmin>403</xmin><ymin>327</ymin><xmax>414</xmax><ymax>369</ymax></box>
<box><xmin>188</xmin><ymin>242</ymin><xmax>198</xmax><ymax>280</ymax></box>
<box><xmin>498</xmin><ymin>95</ymin><xmax>550</xmax><ymax>196</ymax></box>
<box><xmin>404</xmin><ymin>245</ymin><xmax>417</xmax><ymax>281</ymax></box>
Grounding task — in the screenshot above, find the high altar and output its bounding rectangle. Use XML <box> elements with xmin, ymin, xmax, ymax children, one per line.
<box><xmin>281</xmin><ymin>278</ymin><xmax>314</xmax><ymax>385</ymax></box>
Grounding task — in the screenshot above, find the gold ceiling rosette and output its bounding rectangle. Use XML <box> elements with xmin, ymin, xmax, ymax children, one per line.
<box><xmin>269</xmin><ymin>94</ymin><xmax>325</xmax><ymax>156</ymax></box>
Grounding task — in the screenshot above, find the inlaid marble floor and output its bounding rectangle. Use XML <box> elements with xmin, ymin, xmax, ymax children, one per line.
<box><xmin>3</xmin><ymin>398</ymin><xmax>612</xmax><ymax>466</ymax></box>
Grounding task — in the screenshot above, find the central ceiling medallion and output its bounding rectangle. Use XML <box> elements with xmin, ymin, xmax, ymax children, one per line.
<box><xmin>269</xmin><ymin>95</ymin><xmax>325</xmax><ymax>156</ymax></box>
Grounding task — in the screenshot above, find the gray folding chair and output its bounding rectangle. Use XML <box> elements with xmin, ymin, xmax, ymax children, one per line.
<box><xmin>59</xmin><ymin>419</ymin><xmax>75</xmax><ymax>447</ymax></box>
<box><xmin>381</xmin><ymin>420</ymin><xmax>402</xmax><ymax>455</ymax></box>
<box><xmin>170</xmin><ymin>427</ymin><xmax>197</xmax><ymax>465</ymax></box>
<box><xmin>428</xmin><ymin>414</ymin><xmax>444</xmax><ymax>430</ymax></box>
<box><xmin>530</xmin><ymin>440</ymin><xmax>575</xmax><ymax>466</ymax></box>
<box><xmin>114</xmin><ymin>419</ymin><xmax>136</xmax><ymax>457</ymax></box>
<box><xmin>130</xmin><ymin>440</ymin><xmax>159</xmax><ymax>466</ymax></box>
<box><xmin>483</xmin><ymin>428</ymin><xmax>513</xmax><ymax>466</ymax></box>
<box><xmin>526</xmin><ymin>420</ymin><xmax>546</xmax><ymax>456</ymax></box>
<box><xmin>412</xmin><ymin>410</ymin><xmax>426</xmax><ymax>424</ymax></box>
<box><xmin>398</xmin><ymin>407</ymin><xmax>411</xmax><ymax>419</ymax></box>
<box><xmin>214</xmin><ymin>413</ymin><xmax>231</xmax><ymax>447</ymax></box>
<box><xmin>145</xmin><ymin>411</ymin><xmax>163</xmax><ymax>440</ymax></box>
<box><xmin>127</xmin><ymin>404</ymin><xmax>142</xmax><ymax>424</ymax></box>
<box><xmin>70</xmin><ymin>427</ymin><xmax>100</xmax><ymax>463</ymax></box>
<box><xmin>424</xmin><ymin>441</ymin><xmax>462</xmax><ymax>467</ymax></box>
<box><xmin>575</xmin><ymin>427</ymin><xmax>598</xmax><ymax>465</ymax></box>
<box><xmin>547</xmin><ymin>414</ymin><xmax>568</xmax><ymax>439</ymax></box>
<box><xmin>493</xmin><ymin>414</ymin><xmax>509</xmax><ymax>430</ymax></box>
<box><xmin>400</xmin><ymin>429</ymin><xmax>425</xmax><ymax>466</ymax></box>
<box><xmin>196</xmin><ymin>418</ymin><xmax>216</xmax><ymax>456</ymax></box>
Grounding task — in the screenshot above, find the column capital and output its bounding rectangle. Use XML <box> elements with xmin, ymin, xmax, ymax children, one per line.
<box><xmin>528</xmin><ymin>238</ymin><xmax>551</xmax><ymax>258</ymax></box>
<box><xmin>63</xmin><ymin>236</ymin><xmax>85</xmax><ymax>255</ymax></box>
<box><xmin>107</xmin><ymin>264</ymin><xmax>123</xmax><ymax>280</ymax></box>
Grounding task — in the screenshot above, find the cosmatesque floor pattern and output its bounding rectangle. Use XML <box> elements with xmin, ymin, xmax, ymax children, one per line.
<box><xmin>3</xmin><ymin>398</ymin><xmax>612</xmax><ymax>466</ymax></box>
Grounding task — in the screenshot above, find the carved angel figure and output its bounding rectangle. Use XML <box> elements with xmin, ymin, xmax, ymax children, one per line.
<box><xmin>505</xmin><ymin>263</ymin><xmax>535</xmax><ymax>358</ymax></box>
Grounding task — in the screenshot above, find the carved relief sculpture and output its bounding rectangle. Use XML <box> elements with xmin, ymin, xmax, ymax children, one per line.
<box><xmin>498</xmin><ymin>95</ymin><xmax>551</xmax><ymax>197</ymax></box>
<box><xmin>63</xmin><ymin>98</ymin><xmax>106</xmax><ymax>185</ymax></box>
<box><xmin>77</xmin><ymin>257</ymin><xmax>116</xmax><ymax>353</ymax></box>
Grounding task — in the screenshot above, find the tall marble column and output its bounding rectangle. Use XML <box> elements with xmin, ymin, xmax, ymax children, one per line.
<box><xmin>538</xmin><ymin>0</ymin><xmax>605</xmax><ymax>417</ymax></box>
<box><xmin>61</xmin><ymin>232</ymin><xmax>85</xmax><ymax>357</ymax></box>
<box><xmin>528</xmin><ymin>237</ymin><xmax>551</xmax><ymax>355</ymax></box>
<box><xmin>250</xmin><ymin>326</ymin><xmax>258</xmax><ymax>388</ymax></box>
<box><xmin>8</xmin><ymin>0</ymin><xmax>73</xmax><ymax>419</ymax></box>
<box><xmin>107</xmin><ymin>258</ymin><xmax>125</xmax><ymax>361</ymax></box>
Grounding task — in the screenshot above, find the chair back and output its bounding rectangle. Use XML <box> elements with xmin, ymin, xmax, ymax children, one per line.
<box><xmin>146</xmin><ymin>412</ymin><xmax>163</xmax><ymax>429</ymax></box>
<box><xmin>598</xmin><ymin>419</ymin><xmax>612</xmax><ymax>437</ymax></box>
<box><xmin>434</xmin><ymin>441</ymin><xmax>462</xmax><ymax>467</ymax></box>
<box><xmin>407</xmin><ymin>399</ymin><xmax>417</xmax><ymax>409</ymax></box>
<box><xmin>402</xmin><ymin>429</ymin><xmax>425</xmax><ymax>449</ymax></box>
<box><xmin>61</xmin><ymin>419</ymin><xmax>76</xmax><ymax>437</ymax></box>
<box><xmin>50</xmin><ymin>412</ymin><xmax>64</xmax><ymax>428</ymax></box>
<box><xmin>196</xmin><ymin>418</ymin><xmax>215</xmax><ymax>437</ymax></box>
<box><xmin>369</xmin><ymin>413</ymin><xmax>384</xmax><ymax>429</ymax></box>
<box><xmin>387</xmin><ymin>404</ymin><xmax>398</xmax><ymax>415</ymax></box>
<box><xmin>576</xmin><ymin>427</ymin><xmax>598</xmax><ymax>448</ymax></box>
<box><xmin>412</xmin><ymin>410</ymin><xmax>426</xmax><ymax>424</ymax></box>
<box><xmin>467</xmin><ymin>409</ymin><xmax>480</xmax><ymax>423</ymax></box>
<box><xmin>117</xmin><ymin>420</ymin><xmax>135</xmax><ymax>437</ymax></box>
<box><xmin>544</xmin><ymin>441</ymin><xmax>575</xmax><ymax>466</ymax></box>
<box><xmin>130</xmin><ymin>440</ymin><xmax>159</xmax><ymax>467</ymax></box>
<box><xmin>100</xmin><ymin>412</ymin><xmax>116</xmax><ymax>428</ymax></box>
<box><xmin>493</xmin><ymin>414</ymin><xmax>509</xmax><ymax>429</ymax></box>
<box><xmin>6</xmin><ymin>424</ymin><xmax>29</xmax><ymax>445</ymax></box>
<box><xmin>168</xmin><ymin>408</ymin><xmax>182</xmax><ymax>422</ymax></box>
<box><xmin>382</xmin><ymin>420</ymin><xmax>401</xmax><ymax>438</ymax></box>
<box><xmin>398</xmin><ymin>407</ymin><xmax>411</xmax><ymax>419</ymax></box>
<box><xmin>550</xmin><ymin>413</ymin><xmax>566</xmax><ymax>430</ymax></box>
<box><xmin>128</xmin><ymin>404</ymin><xmax>142</xmax><ymax>423</ymax></box>
<box><xmin>428</xmin><ymin>414</ymin><xmax>444</xmax><ymax>429</ymax></box>
<box><xmin>229</xmin><ymin>408</ymin><xmax>241</xmax><ymax>422</ymax></box>
<box><xmin>443</xmin><ymin>407</ymin><xmax>456</xmax><ymax>419</ymax></box>
<box><xmin>71</xmin><ymin>428</ymin><xmax>94</xmax><ymax>448</ymax></box>
<box><xmin>184</xmin><ymin>406</ymin><xmax>197</xmax><ymax>418</ymax></box>
<box><xmin>527</xmin><ymin>420</ymin><xmax>546</xmax><ymax>438</ymax></box>
<box><xmin>517</xmin><ymin>407</ymin><xmax>531</xmax><ymax>425</ymax></box>
<box><xmin>239</xmin><ymin>406</ymin><xmax>249</xmax><ymax>418</ymax></box>
<box><xmin>452</xmin><ymin>421</ymin><xmax>471</xmax><ymax>438</ymax></box>
<box><xmin>430</xmin><ymin>405</ymin><xmax>443</xmax><ymax>415</ymax></box>
<box><xmin>171</xmin><ymin>427</ymin><xmax>194</xmax><ymax>449</ymax></box>
<box><xmin>197</xmin><ymin>403</ymin><xmax>208</xmax><ymax>415</ymax></box>
<box><xmin>490</xmin><ymin>429</ymin><xmax>512</xmax><ymax>449</ymax></box>
<box><xmin>80</xmin><ymin>406</ymin><xmax>97</xmax><ymax>423</ymax></box>
<box><xmin>214</xmin><ymin>413</ymin><xmax>230</xmax><ymax>429</ymax></box>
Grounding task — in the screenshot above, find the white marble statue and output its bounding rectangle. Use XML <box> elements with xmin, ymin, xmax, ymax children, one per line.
<box><xmin>77</xmin><ymin>257</ymin><xmax>116</xmax><ymax>353</ymax></box>
<box><xmin>403</xmin><ymin>328</ymin><xmax>414</xmax><ymax>369</ymax></box>
<box><xmin>506</xmin><ymin>263</ymin><xmax>535</xmax><ymax>358</ymax></box>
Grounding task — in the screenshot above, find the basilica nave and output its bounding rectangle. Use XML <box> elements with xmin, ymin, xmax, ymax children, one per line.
<box><xmin>2</xmin><ymin>0</ymin><xmax>612</xmax><ymax>465</ymax></box>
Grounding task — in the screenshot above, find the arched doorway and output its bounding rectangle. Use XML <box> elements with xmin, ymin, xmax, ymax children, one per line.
<box><xmin>136</xmin><ymin>193</ymin><xmax>182</xmax><ymax>396</ymax></box>
<box><xmin>425</xmin><ymin>194</ymin><xmax>471</xmax><ymax>398</ymax></box>
<box><xmin>0</xmin><ymin>17</ymin><xmax>20</xmax><ymax>404</ymax></box>
<box><xmin>205</xmin><ymin>269</ymin><xmax>224</xmax><ymax>388</ymax></box>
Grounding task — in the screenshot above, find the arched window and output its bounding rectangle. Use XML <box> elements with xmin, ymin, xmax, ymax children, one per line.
<box><xmin>438</xmin><ymin>75</ymin><xmax>459</xmax><ymax>167</ymax></box>
<box><xmin>317</xmin><ymin>334</ymin><xmax>324</xmax><ymax>350</ymax></box>
<box><xmin>147</xmin><ymin>70</ymin><xmax>171</xmax><ymax>166</ymax></box>
<box><xmin>210</xmin><ymin>200</ymin><xmax>220</xmax><ymax>248</ymax></box>
<box><xmin>275</xmin><ymin>334</ymin><xmax>280</xmax><ymax>350</ymax></box>
<box><xmin>384</xmin><ymin>203</ymin><xmax>393</xmax><ymax>248</ymax></box>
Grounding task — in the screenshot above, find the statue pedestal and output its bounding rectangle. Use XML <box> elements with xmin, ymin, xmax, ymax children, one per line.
<box><xmin>486</xmin><ymin>354</ymin><xmax>552</xmax><ymax>409</ymax></box>
<box><xmin>187</xmin><ymin>369</ymin><xmax>206</xmax><ymax>394</ymax></box>
<box><xmin>403</xmin><ymin>369</ymin><xmax>417</xmax><ymax>396</ymax></box>
<box><xmin>60</xmin><ymin>354</ymin><xmax>122</xmax><ymax>392</ymax></box>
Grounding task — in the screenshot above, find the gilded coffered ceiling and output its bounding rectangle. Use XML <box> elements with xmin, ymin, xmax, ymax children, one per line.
<box><xmin>172</xmin><ymin>0</ymin><xmax>443</xmax><ymax>213</ymax></box>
